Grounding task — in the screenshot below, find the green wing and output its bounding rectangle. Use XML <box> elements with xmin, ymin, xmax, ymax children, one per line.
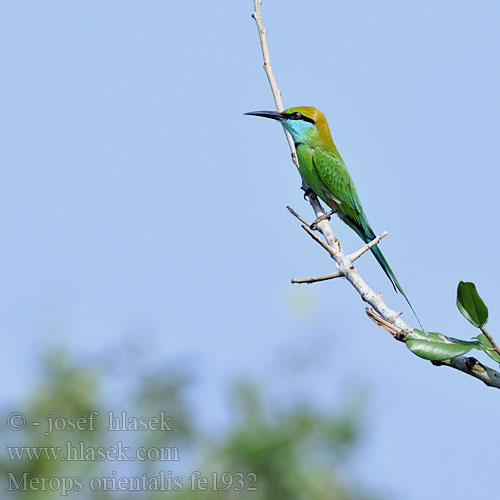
<box><xmin>311</xmin><ymin>146</ymin><xmax>373</xmax><ymax>241</ymax></box>
<box><xmin>311</xmin><ymin>146</ymin><xmax>402</xmax><ymax>292</ymax></box>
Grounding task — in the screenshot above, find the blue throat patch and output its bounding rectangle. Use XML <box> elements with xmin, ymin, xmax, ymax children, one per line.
<box><xmin>282</xmin><ymin>119</ymin><xmax>315</xmax><ymax>142</ymax></box>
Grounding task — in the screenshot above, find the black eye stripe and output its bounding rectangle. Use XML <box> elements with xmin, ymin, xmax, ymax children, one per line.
<box><xmin>284</xmin><ymin>112</ymin><xmax>315</xmax><ymax>124</ymax></box>
<box><xmin>301</xmin><ymin>115</ymin><xmax>315</xmax><ymax>124</ymax></box>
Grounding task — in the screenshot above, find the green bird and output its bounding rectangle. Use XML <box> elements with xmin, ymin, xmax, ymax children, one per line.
<box><xmin>246</xmin><ymin>106</ymin><xmax>421</xmax><ymax>326</ymax></box>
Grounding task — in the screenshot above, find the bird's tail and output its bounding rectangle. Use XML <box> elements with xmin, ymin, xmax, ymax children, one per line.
<box><xmin>341</xmin><ymin>214</ymin><xmax>423</xmax><ymax>329</ymax></box>
<box><xmin>369</xmin><ymin>243</ymin><xmax>424</xmax><ymax>331</ymax></box>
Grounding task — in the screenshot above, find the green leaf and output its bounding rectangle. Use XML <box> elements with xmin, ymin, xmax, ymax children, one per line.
<box><xmin>457</xmin><ymin>281</ymin><xmax>488</xmax><ymax>328</ymax></box>
<box><xmin>476</xmin><ymin>333</ymin><xmax>500</xmax><ymax>363</ymax></box>
<box><xmin>406</xmin><ymin>329</ymin><xmax>485</xmax><ymax>361</ymax></box>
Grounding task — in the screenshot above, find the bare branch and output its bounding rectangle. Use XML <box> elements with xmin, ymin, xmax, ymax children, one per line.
<box><xmin>305</xmin><ymin>193</ymin><xmax>408</xmax><ymax>330</ymax></box>
<box><xmin>349</xmin><ymin>232</ymin><xmax>388</xmax><ymax>262</ymax></box>
<box><xmin>291</xmin><ymin>272</ymin><xmax>342</xmax><ymax>285</ymax></box>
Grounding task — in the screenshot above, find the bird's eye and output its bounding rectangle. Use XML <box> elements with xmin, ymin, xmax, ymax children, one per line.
<box><xmin>292</xmin><ymin>112</ymin><xmax>302</xmax><ymax>119</ymax></box>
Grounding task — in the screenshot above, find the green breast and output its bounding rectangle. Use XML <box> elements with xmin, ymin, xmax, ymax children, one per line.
<box><xmin>296</xmin><ymin>144</ymin><xmax>339</xmax><ymax>211</ymax></box>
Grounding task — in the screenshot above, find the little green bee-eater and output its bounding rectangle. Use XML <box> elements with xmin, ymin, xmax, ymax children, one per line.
<box><xmin>245</xmin><ymin>106</ymin><xmax>421</xmax><ymax>326</ymax></box>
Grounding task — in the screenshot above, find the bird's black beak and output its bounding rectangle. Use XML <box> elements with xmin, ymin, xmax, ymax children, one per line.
<box><xmin>244</xmin><ymin>110</ymin><xmax>285</xmax><ymax>121</ymax></box>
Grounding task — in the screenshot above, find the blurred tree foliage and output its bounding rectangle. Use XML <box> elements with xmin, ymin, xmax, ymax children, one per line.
<box><xmin>1</xmin><ymin>343</ymin><xmax>381</xmax><ymax>500</ymax></box>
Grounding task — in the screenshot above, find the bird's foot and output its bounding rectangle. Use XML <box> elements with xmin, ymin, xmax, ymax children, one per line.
<box><xmin>310</xmin><ymin>210</ymin><xmax>336</xmax><ymax>231</ymax></box>
<box><xmin>302</xmin><ymin>187</ymin><xmax>314</xmax><ymax>201</ymax></box>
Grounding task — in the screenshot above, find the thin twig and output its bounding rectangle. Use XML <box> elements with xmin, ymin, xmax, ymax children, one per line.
<box><xmin>348</xmin><ymin>232</ymin><xmax>388</xmax><ymax>262</ymax></box>
<box><xmin>301</xmin><ymin>225</ymin><xmax>337</xmax><ymax>259</ymax></box>
<box><xmin>292</xmin><ymin>272</ymin><xmax>342</xmax><ymax>285</ymax></box>
<box><xmin>480</xmin><ymin>326</ymin><xmax>500</xmax><ymax>359</ymax></box>
<box><xmin>286</xmin><ymin>206</ymin><xmax>310</xmax><ymax>226</ymax></box>
<box><xmin>251</xmin><ymin>0</ymin><xmax>299</xmax><ymax>169</ymax></box>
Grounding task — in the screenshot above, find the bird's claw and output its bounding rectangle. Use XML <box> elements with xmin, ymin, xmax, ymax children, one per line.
<box><xmin>302</xmin><ymin>187</ymin><xmax>313</xmax><ymax>201</ymax></box>
<box><xmin>310</xmin><ymin>210</ymin><xmax>336</xmax><ymax>230</ymax></box>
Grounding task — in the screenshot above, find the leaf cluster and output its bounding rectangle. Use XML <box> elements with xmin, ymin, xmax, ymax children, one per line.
<box><xmin>406</xmin><ymin>282</ymin><xmax>500</xmax><ymax>363</ymax></box>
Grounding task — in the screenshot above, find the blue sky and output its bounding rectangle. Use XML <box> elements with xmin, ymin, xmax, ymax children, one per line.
<box><xmin>1</xmin><ymin>1</ymin><xmax>499</xmax><ymax>498</ymax></box>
